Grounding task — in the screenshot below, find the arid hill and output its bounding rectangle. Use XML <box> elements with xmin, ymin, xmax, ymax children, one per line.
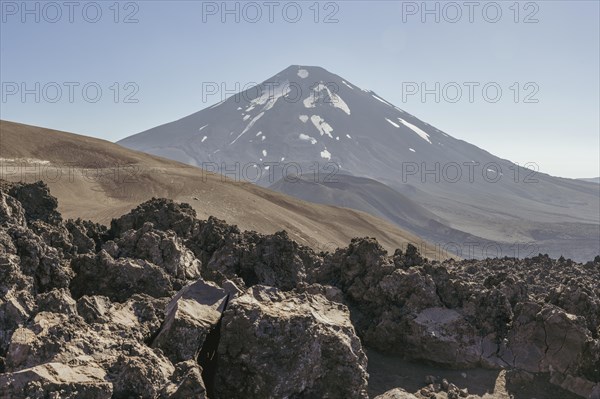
<box><xmin>0</xmin><ymin>120</ymin><xmax>443</xmax><ymax>259</ymax></box>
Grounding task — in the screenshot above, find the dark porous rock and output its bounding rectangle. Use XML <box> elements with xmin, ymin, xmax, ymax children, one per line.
<box><xmin>76</xmin><ymin>295</ymin><xmax>112</xmax><ymax>324</ymax></box>
<box><xmin>187</xmin><ymin>216</ymin><xmax>241</xmax><ymax>265</ymax></box>
<box><xmin>110</xmin><ymin>198</ymin><xmax>198</xmax><ymax>238</ymax></box>
<box><xmin>207</xmin><ymin>230</ymin><xmax>319</xmax><ymax>290</ymax></box>
<box><xmin>215</xmin><ymin>285</ymin><xmax>369</xmax><ymax>399</ymax></box>
<box><xmin>65</xmin><ymin>218</ymin><xmax>107</xmax><ymax>254</ymax></box>
<box><xmin>0</xmin><ymin>191</ymin><xmax>26</xmax><ymax>227</ymax></box>
<box><xmin>107</xmin><ymin>222</ymin><xmax>202</xmax><ymax>281</ymax></box>
<box><xmin>7</xmin><ymin>225</ymin><xmax>73</xmax><ymax>293</ymax></box>
<box><xmin>28</xmin><ymin>220</ymin><xmax>76</xmax><ymax>258</ymax></box>
<box><xmin>7</xmin><ymin>181</ymin><xmax>61</xmax><ymax>225</ymax></box>
<box><xmin>35</xmin><ymin>288</ymin><xmax>77</xmax><ymax>316</ymax></box>
<box><xmin>70</xmin><ymin>250</ymin><xmax>174</xmax><ymax>302</ymax></box>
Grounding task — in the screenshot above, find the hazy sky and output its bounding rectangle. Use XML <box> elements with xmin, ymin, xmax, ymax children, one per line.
<box><xmin>1</xmin><ymin>0</ymin><xmax>598</xmax><ymax>178</ymax></box>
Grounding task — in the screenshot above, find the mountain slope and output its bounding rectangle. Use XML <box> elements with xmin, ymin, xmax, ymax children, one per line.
<box><xmin>0</xmin><ymin>120</ymin><xmax>443</xmax><ymax>258</ymax></box>
<box><xmin>270</xmin><ymin>174</ymin><xmax>504</xmax><ymax>255</ymax></box>
<box><xmin>119</xmin><ymin>65</ymin><xmax>599</xmax><ymax>261</ymax></box>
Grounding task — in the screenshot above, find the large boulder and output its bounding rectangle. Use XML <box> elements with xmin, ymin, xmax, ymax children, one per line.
<box><xmin>105</xmin><ymin>222</ymin><xmax>201</xmax><ymax>281</ymax></box>
<box><xmin>498</xmin><ymin>303</ymin><xmax>591</xmax><ymax>373</ymax></box>
<box><xmin>4</xmin><ymin>308</ymin><xmax>176</xmax><ymax>398</ymax></box>
<box><xmin>152</xmin><ymin>279</ymin><xmax>228</xmax><ymax>363</ymax></box>
<box><xmin>70</xmin><ymin>250</ymin><xmax>173</xmax><ymax>302</ymax></box>
<box><xmin>215</xmin><ymin>286</ymin><xmax>369</xmax><ymax>398</ymax></box>
<box><xmin>186</xmin><ymin>216</ymin><xmax>241</xmax><ymax>266</ymax></box>
<box><xmin>207</xmin><ymin>230</ymin><xmax>320</xmax><ymax>290</ymax></box>
<box><xmin>0</xmin><ymin>362</ymin><xmax>113</xmax><ymax>399</ymax></box>
<box><xmin>7</xmin><ymin>225</ymin><xmax>73</xmax><ymax>294</ymax></box>
<box><xmin>7</xmin><ymin>181</ymin><xmax>61</xmax><ymax>225</ymax></box>
<box><xmin>110</xmin><ymin>198</ymin><xmax>198</xmax><ymax>238</ymax></box>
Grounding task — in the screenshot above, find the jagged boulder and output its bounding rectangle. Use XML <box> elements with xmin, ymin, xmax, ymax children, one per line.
<box><xmin>161</xmin><ymin>360</ymin><xmax>207</xmax><ymax>399</ymax></box>
<box><xmin>215</xmin><ymin>286</ymin><xmax>369</xmax><ymax>399</ymax></box>
<box><xmin>499</xmin><ymin>303</ymin><xmax>593</xmax><ymax>373</ymax></box>
<box><xmin>0</xmin><ymin>191</ymin><xmax>26</xmax><ymax>227</ymax></box>
<box><xmin>152</xmin><ymin>279</ymin><xmax>228</xmax><ymax>363</ymax></box>
<box><xmin>35</xmin><ymin>288</ymin><xmax>77</xmax><ymax>316</ymax></box>
<box><xmin>105</xmin><ymin>222</ymin><xmax>201</xmax><ymax>281</ymax></box>
<box><xmin>65</xmin><ymin>219</ymin><xmax>105</xmax><ymax>254</ymax></box>
<box><xmin>207</xmin><ymin>230</ymin><xmax>320</xmax><ymax>290</ymax></box>
<box><xmin>7</xmin><ymin>181</ymin><xmax>61</xmax><ymax>225</ymax></box>
<box><xmin>187</xmin><ymin>216</ymin><xmax>241</xmax><ymax>265</ymax></box>
<box><xmin>3</xmin><ymin>308</ymin><xmax>175</xmax><ymax>398</ymax></box>
<box><xmin>70</xmin><ymin>250</ymin><xmax>173</xmax><ymax>302</ymax></box>
<box><xmin>7</xmin><ymin>225</ymin><xmax>73</xmax><ymax>293</ymax></box>
<box><xmin>110</xmin><ymin>198</ymin><xmax>198</xmax><ymax>238</ymax></box>
<box><xmin>0</xmin><ymin>362</ymin><xmax>113</xmax><ymax>399</ymax></box>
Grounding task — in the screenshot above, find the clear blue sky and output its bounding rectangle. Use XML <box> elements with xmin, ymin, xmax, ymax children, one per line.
<box><xmin>1</xmin><ymin>0</ymin><xmax>598</xmax><ymax>178</ymax></box>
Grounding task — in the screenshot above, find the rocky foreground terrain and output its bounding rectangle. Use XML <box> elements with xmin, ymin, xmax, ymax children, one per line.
<box><xmin>0</xmin><ymin>180</ymin><xmax>599</xmax><ymax>399</ymax></box>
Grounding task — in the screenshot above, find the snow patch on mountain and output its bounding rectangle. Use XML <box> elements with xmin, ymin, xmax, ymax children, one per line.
<box><xmin>311</xmin><ymin>115</ymin><xmax>334</xmax><ymax>138</ymax></box>
<box><xmin>320</xmin><ymin>149</ymin><xmax>331</xmax><ymax>160</ymax></box>
<box><xmin>201</xmin><ymin>136</ymin><xmax>207</xmax><ymax>143</ymax></box>
<box><xmin>198</xmin><ymin>125</ymin><xmax>208</xmax><ymax>131</ymax></box>
<box><xmin>250</xmin><ymin>81</ymin><xmax>291</xmax><ymax>112</ymax></box>
<box><xmin>299</xmin><ymin>115</ymin><xmax>309</xmax><ymax>123</ymax></box>
<box><xmin>342</xmin><ymin>80</ymin><xmax>353</xmax><ymax>90</ymax></box>
<box><xmin>385</xmin><ymin>118</ymin><xmax>400</xmax><ymax>128</ymax></box>
<box><xmin>262</xmin><ymin>149</ymin><xmax>267</xmax><ymax>157</ymax></box>
<box><xmin>299</xmin><ymin>133</ymin><xmax>318</xmax><ymax>145</ymax></box>
<box><xmin>231</xmin><ymin>112</ymin><xmax>265</xmax><ymax>145</ymax></box>
<box><xmin>303</xmin><ymin>83</ymin><xmax>351</xmax><ymax>115</ymax></box>
<box><xmin>372</xmin><ymin>94</ymin><xmax>393</xmax><ymax>107</ymax></box>
<box><xmin>398</xmin><ymin>118</ymin><xmax>432</xmax><ymax>144</ymax></box>
<box><xmin>297</xmin><ymin>69</ymin><xmax>309</xmax><ymax>79</ymax></box>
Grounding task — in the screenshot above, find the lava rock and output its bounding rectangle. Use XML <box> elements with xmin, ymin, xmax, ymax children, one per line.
<box><xmin>152</xmin><ymin>279</ymin><xmax>228</xmax><ymax>363</ymax></box>
<box><xmin>215</xmin><ymin>285</ymin><xmax>369</xmax><ymax>398</ymax></box>
<box><xmin>70</xmin><ymin>250</ymin><xmax>174</xmax><ymax>302</ymax></box>
<box><xmin>7</xmin><ymin>181</ymin><xmax>61</xmax><ymax>225</ymax></box>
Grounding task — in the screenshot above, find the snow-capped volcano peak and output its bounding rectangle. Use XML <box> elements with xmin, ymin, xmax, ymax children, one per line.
<box><xmin>118</xmin><ymin>65</ymin><xmax>458</xmax><ymax>183</ymax></box>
